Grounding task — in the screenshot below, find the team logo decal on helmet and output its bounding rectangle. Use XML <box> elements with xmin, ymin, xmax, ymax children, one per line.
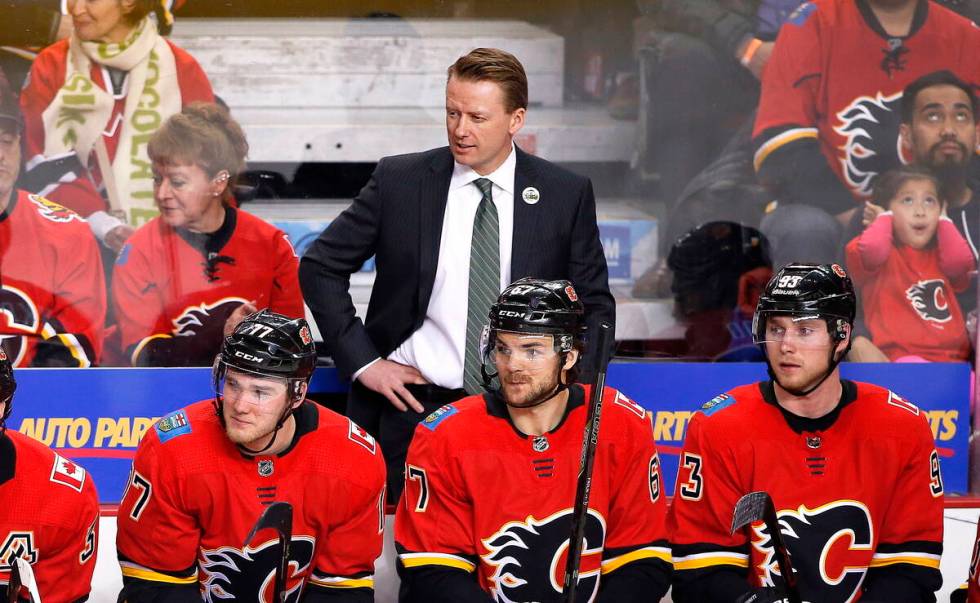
<box><xmin>201</xmin><ymin>537</ymin><xmax>315</xmax><ymax>603</ymax></box>
<box><xmin>482</xmin><ymin>508</ymin><xmax>606</xmax><ymax>603</ymax></box>
<box><xmin>831</xmin><ymin>264</ymin><xmax>847</xmax><ymax>279</ymax></box>
<box><xmin>299</xmin><ymin>325</ymin><xmax>313</xmax><ymax>345</ymax></box>
<box><xmin>751</xmin><ymin>501</ymin><xmax>873</xmax><ymax>601</ymax></box>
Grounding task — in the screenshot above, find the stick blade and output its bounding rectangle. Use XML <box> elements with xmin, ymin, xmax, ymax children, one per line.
<box><xmin>731</xmin><ymin>491</ymin><xmax>772</xmax><ymax>534</ymax></box>
<box><xmin>243</xmin><ymin>501</ymin><xmax>293</xmax><ymax>548</ymax></box>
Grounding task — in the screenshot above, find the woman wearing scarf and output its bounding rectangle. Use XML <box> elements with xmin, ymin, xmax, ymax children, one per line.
<box><xmin>20</xmin><ymin>0</ymin><xmax>214</xmax><ymax>252</ymax></box>
<box><xmin>111</xmin><ymin>103</ymin><xmax>303</xmax><ymax>367</ymax></box>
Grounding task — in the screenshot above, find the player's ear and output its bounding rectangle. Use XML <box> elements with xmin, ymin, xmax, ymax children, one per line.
<box><xmin>562</xmin><ymin>348</ymin><xmax>579</xmax><ymax>372</ymax></box>
<box><xmin>835</xmin><ymin>322</ymin><xmax>852</xmax><ymax>358</ymax></box>
<box><xmin>290</xmin><ymin>381</ymin><xmax>308</xmax><ymax>408</ymax></box>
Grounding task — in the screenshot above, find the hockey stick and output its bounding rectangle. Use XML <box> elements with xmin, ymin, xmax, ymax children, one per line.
<box><xmin>561</xmin><ymin>321</ymin><xmax>614</xmax><ymax>603</ymax></box>
<box><xmin>6</xmin><ymin>559</ymin><xmax>20</xmax><ymax>603</ymax></box>
<box><xmin>731</xmin><ymin>491</ymin><xmax>802</xmax><ymax>603</ymax></box>
<box><xmin>7</xmin><ymin>559</ymin><xmax>39</xmax><ymax>603</ymax></box>
<box><xmin>243</xmin><ymin>501</ymin><xmax>293</xmax><ymax>603</ymax></box>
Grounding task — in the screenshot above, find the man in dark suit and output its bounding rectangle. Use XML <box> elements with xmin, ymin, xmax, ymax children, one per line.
<box><xmin>300</xmin><ymin>48</ymin><xmax>615</xmax><ymax>500</ymax></box>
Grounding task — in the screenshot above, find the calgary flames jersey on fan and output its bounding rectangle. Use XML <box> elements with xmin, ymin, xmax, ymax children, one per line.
<box><xmin>395</xmin><ymin>385</ymin><xmax>671</xmax><ymax>602</ymax></box>
<box><xmin>111</xmin><ymin>208</ymin><xmax>303</xmax><ymax>366</ymax></box>
<box><xmin>0</xmin><ymin>190</ymin><xmax>105</xmax><ymax>367</ymax></box>
<box><xmin>0</xmin><ymin>430</ymin><xmax>99</xmax><ymax>603</ymax></box>
<box><xmin>845</xmin><ymin>231</ymin><xmax>970</xmax><ymax>362</ymax></box>
<box><xmin>116</xmin><ymin>399</ymin><xmax>386</xmax><ymax>601</ymax></box>
<box><xmin>669</xmin><ymin>381</ymin><xmax>943</xmax><ymax>600</ymax></box>
<box><xmin>753</xmin><ymin>0</ymin><xmax>980</xmax><ymax>200</ymax></box>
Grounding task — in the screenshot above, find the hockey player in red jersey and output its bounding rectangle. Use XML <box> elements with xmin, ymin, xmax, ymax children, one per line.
<box><xmin>116</xmin><ymin>310</ymin><xmax>386</xmax><ymax>602</ymax></box>
<box><xmin>395</xmin><ymin>278</ymin><xmax>671</xmax><ymax>602</ymax></box>
<box><xmin>0</xmin><ymin>349</ymin><xmax>100</xmax><ymax>601</ymax></box>
<box><xmin>0</xmin><ymin>91</ymin><xmax>105</xmax><ymax>367</ymax></box>
<box><xmin>669</xmin><ymin>263</ymin><xmax>944</xmax><ymax>602</ymax></box>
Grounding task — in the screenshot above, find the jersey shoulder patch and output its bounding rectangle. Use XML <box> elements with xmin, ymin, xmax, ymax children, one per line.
<box><xmin>421</xmin><ymin>404</ymin><xmax>459</xmax><ymax>431</ymax></box>
<box><xmin>612</xmin><ymin>390</ymin><xmax>646</xmax><ymax>419</ymax></box>
<box><xmin>154</xmin><ymin>409</ymin><xmax>193</xmax><ymax>443</ymax></box>
<box><xmin>700</xmin><ymin>393</ymin><xmax>737</xmax><ymax>416</ymax></box>
<box><xmin>50</xmin><ymin>453</ymin><xmax>87</xmax><ymax>492</ymax></box>
<box><xmin>28</xmin><ymin>194</ymin><xmax>82</xmax><ymax>223</ymax></box>
<box><xmin>347</xmin><ymin>418</ymin><xmax>377</xmax><ymax>454</ymax></box>
<box><xmin>885</xmin><ymin>390</ymin><xmax>920</xmax><ymax>416</ymax></box>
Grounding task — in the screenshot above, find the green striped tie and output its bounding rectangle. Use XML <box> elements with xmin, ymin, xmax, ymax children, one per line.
<box><xmin>463</xmin><ymin>178</ymin><xmax>500</xmax><ymax>394</ymax></box>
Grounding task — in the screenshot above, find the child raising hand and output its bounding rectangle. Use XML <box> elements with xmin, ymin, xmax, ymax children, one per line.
<box><xmin>845</xmin><ymin>165</ymin><xmax>973</xmax><ymax>362</ymax></box>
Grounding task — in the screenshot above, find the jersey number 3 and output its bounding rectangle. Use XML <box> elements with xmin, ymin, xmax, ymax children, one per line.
<box><xmin>679</xmin><ymin>452</ymin><xmax>703</xmax><ymax>501</ymax></box>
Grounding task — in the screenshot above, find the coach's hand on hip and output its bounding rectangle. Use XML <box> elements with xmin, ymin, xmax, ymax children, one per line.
<box><xmin>358</xmin><ymin>359</ymin><xmax>428</xmax><ymax>413</ymax></box>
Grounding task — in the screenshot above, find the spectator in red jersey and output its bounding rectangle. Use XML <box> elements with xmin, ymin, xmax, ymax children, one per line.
<box><xmin>19</xmin><ymin>0</ymin><xmax>213</xmax><ymax>253</ymax></box>
<box><xmin>752</xmin><ymin>0</ymin><xmax>980</xmax><ymax>268</ymax></box>
<box><xmin>845</xmin><ymin>165</ymin><xmax>973</xmax><ymax>362</ymax></box>
<box><xmin>111</xmin><ymin>102</ymin><xmax>303</xmax><ymax>367</ymax></box>
<box><xmin>0</xmin><ymin>91</ymin><xmax>105</xmax><ymax>367</ymax></box>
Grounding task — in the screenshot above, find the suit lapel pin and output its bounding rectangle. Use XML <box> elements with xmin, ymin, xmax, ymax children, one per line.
<box><xmin>521</xmin><ymin>187</ymin><xmax>540</xmax><ymax>205</ymax></box>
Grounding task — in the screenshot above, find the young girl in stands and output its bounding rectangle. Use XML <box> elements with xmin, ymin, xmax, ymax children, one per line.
<box><xmin>845</xmin><ymin>165</ymin><xmax>973</xmax><ymax>362</ymax></box>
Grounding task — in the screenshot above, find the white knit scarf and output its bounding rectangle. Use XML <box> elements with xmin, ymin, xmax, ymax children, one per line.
<box><xmin>41</xmin><ymin>19</ymin><xmax>181</xmax><ymax>225</ymax></box>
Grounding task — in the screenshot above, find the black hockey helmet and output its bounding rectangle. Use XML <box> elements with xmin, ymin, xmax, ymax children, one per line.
<box><xmin>213</xmin><ymin>309</ymin><xmax>316</xmax><ymax>402</ymax></box>
<box><xmin>0</xmin><ymin>349</ymin><xmax>16</xmax><ymax>435</ymax></box>
<box><xmin>482</xmin><ymin>278</ymin><xmax>585</xmax><ymax>392</ymax></box>
<box><xmin>487</xmin><ymin>277</ymin><xmax>585</xmax><ymax>352</ymax></box>
<box><xmin>752</xmin><ymin>262</ymin><xmax>856</xmax><ymax>345</ymax></box>
<box><xmin>754</xmin><ymin>263</ymin><xmax>856</xmax><ymax>397</ymax></box>
<box><xmin>212</xmin><ymin>309</ymin><xmax>317</xmax><ymax>454</ymax></box>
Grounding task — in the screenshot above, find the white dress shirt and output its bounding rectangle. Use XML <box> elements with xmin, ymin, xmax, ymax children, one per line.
<box><xmin>384</xmin><ymin>145</ymin><xmax>516</xmax><ymax>389</ymax></box>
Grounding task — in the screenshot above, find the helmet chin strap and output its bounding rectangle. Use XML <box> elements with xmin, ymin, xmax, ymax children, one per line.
<box><xmin>236</xmin><ymin>403</ymin><xmax>294</xmax><ymax>456</ymax></box>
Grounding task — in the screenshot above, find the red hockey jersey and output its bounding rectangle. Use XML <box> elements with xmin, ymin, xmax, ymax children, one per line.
<box><xmin>668</xmin><ymin>380</ymin><xmax>943</xmax><ymax>601</ymax></box>
<box><xmin>753</xmin><ymin>0</ymin><xmax>980</xmax><ymax>200</ymax></box>
<box><xmin>845</xmin><ymin>215</ymin><xmax>971</xmax><ymax>362</ymax></box>
<box><xmin>395</xmin><ymin>385</ymin><xmax>671</xmax><ymax>602</ymax></box>
<box><xmin>20</xmin><ymin>37</ymin><xmax>214</xmax><ymax>219</ymax></box>
<box><xmin>0</xmin><ymin>189</ymin><xmax>105</xmax><ymax>367</ymax></box>
<box><xmin>116</xmin><ymin>399</ymin><xmax>386</xmax><ymax>601</ymax></box>
<box><xmin>111</xmin><ymin>208</ymin><xmax>303</xmax><ymax>366</ymax></box>
<box><xmin>0</xmin><ymin>430</ymin><xmax>99</xmax><ymax>603</ymax></box>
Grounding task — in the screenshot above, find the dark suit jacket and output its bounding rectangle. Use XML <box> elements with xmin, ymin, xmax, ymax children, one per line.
<box><xmin>299</xmin><ymin>145</ymin><xmax>615</xmax><ymax>382</ymax></box>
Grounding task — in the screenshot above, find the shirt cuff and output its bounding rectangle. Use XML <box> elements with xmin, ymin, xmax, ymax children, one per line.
<box><xmin>352</xmin><ymin>357</ymin><xmax>381</xmax><ymax>382</ymax></box>
<box><xmin>86</xmin><ymin>210</ymin><xmax>124</xmax><ymax>243</ymax></box>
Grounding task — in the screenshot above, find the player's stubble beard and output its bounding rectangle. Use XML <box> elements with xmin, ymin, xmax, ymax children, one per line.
<box><xmin>223</xmin><ymin>402</ymin><xmax>285</xmax><ymax>451</ymax></box>
<box><xmin>501</xmin><ymin>363</ymin><xmax>562</xmax><ymax>409</ymax></box>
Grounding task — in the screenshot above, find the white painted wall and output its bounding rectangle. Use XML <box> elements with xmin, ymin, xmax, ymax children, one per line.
<box><xmin>91</xmin><ymin>510</ymin><xmax>980</xmax><ymax>602</ymax></box>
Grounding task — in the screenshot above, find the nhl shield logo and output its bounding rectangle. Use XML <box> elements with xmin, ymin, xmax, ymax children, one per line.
<box><xmin>257</xmin><ymin>460</ymin><xmax>274</xmax><ymax>477</ymax></box>
<box><xmin>532</xmin><ymin>435</ymin><xmax>549</xmax><ymax>452</ymax></box>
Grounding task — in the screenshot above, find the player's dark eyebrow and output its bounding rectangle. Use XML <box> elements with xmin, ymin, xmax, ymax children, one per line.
<box><xmin>919</xmin><ymin>101</ymin><xmax>971</xmax><ymax>113</ymax></box>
